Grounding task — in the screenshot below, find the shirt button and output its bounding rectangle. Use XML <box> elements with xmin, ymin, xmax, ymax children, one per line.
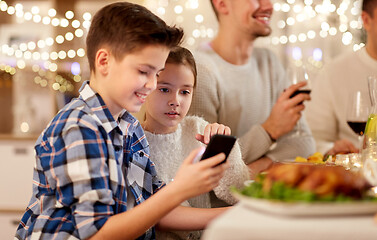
<box><xmin>139</xmin><ymin>152</ymin><xmax>144</xmax><ymax>157</ymax></box>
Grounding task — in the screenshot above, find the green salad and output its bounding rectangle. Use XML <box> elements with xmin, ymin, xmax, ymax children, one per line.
<box><xmin>232</xmin><ymin>175</ymin><xmax>377</xmax><ymax>203</ymax></box>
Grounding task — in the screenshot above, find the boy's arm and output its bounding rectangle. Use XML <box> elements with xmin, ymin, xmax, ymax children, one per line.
<box><xmin>89</xmin><ymin>148</ymin><xmax>228</xmax><ymax>240</ymax></box>
<box><xmin>156</xmin><ymin>205</ymin><xmax>229</xmax><ymax>231</ymax></box>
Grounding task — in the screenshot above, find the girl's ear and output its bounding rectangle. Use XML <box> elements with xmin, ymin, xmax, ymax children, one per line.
<box><xmin>95</xmin><ymin>48</ymin><xmax>110</xmax><ymax>76</ymax></box>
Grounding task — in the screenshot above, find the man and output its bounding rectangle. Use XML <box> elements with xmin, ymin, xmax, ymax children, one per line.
<box><xmin>306</xmin><ymin>0</ymin><xmax>377</xmax><ymax>156</ymax></box>
<box><xmin>189</xmin><ymin>0</ymin><xmax>316</xmax><ymax>178</ymax></box>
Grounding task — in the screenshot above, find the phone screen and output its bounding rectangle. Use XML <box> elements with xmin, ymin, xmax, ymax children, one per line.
<box><xmin>200</xmin><ymin>134</ymin><xmax>237</xmax><ymax>165</ymax></box>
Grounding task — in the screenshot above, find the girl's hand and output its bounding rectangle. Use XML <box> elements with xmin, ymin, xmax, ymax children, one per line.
<box><xmin>170</xmin><ymin>147</ymin><xmax>229</xmax><ymax>200</ymax></box>
<box><xmin>195</xmin><ymin>123</ymin><xmax>231</xmax><ymax>144</ymax></box>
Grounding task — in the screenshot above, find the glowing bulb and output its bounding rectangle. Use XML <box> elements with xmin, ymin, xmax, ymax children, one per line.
<box><xmin>307</xmin><ymin>30</ymin><xmax>316</xmax><ymax>39</ymax></box>
<box><xmin>192</xmin><ymin>29</ymin><xmax>201</xmax><ymax>38</ymax></box>
<box><xmin>37</xmin><ymin>40</ymin><xmax>45</xmax><ymax>48</ymax></box>
<box><xmin>187</xmin><ymin>37</ymin><xmax>195</xmax><ymax>46</ymax></box>
<box><xmin>58</xmin><ymin>50</ymin><xmax>67</xmax><ymax>59</ymax></box>
<box><xmin>15</xmin><ymin>50</ymin><xmax>22</xmax><ymax>58</ymax></box>
<box><xmin>71</xmin><ymin>62</ymin><xmax>81</xmax><ymax>75</ymax></box>
<box><xmin>60</xmin><ymin>18</ymin><xmax>69</xmax><ymax>28</ymax></box>
<box><xmin>31</xmin><ymin>6</ymin><xmax>39</xmax><ymax>14</ymax></box>
<box><xmin>24</xmin><ymin>12</ymin><xmax>32</xmax><ymax>21</ymax></box>
<box><xmin>41</xmin><ymin>52</ymin><xmax>49</xmax><ymax>60</ymax></box>
<box><xmin>313</xmin><ymin>48</ymin><xmax>323</xmax><ymax>61</ymax></box>
<box><xmin>157</xmin><ymin>7</ymin><xmax>165</xmax><ymax>15</ymax></box>
<box><xmin>77</xmin><ymin>48</ymin><xmax>85</xmax><ymax>57</ymax></box>
<box><xmin>49</xmin><ymin>63</ymin><xmax>58</xmax><ymax>72</ymax></box>
<box><xmin>0</xmin><ymin>1</ymin><xmax>8</xmax><ymax>12</ymax></box>
<box><xmin>174</xmin><ymin>5</ymin><xmax>183</xmax><ymax>14</ymax></box>
<box><xmin>28</xmin><ymin>41</ymin><xmax>36</xmax><ymax>50</ymax></box>
<box><xmin>67</xmin><ymin>50</ymin><xmax>76</xmax><ymax>58</ymax></box>
<box><xmin>75</xmin><ymin>29</ymin><xmax>84</xmax><ymax>37</ymax></box>
<box><xmin>45</xmin><ymin>37</ymin><xmax>54</xmax><ymax>46</ymax></box>
<box><xmin>52</xmin><ymin>82</ymin><xmax>60</xmax><ymax>91</ymax></box>
<box><xmin>17</xmin><ymin>60</ymin><xmax>26</xmax><ymax>69</ymax></box>
<box><xmin>195</xmin><ymin>14</ymin><xmax>204</xmax><ymax>23</ymax></box>
<box><xmin>280</xmin><ymin>35</ymin><xmax>288</xmax><ymax>44</ymax></box>
<box><xmin>65</xmin><ymin>11</ymin><xmax>74</xmax><ymax>19</ymax></box>
<box><xmin>51</xmin><ymin>18</ymin><xmax>60</xmax><ymax>26</ymax></box>
<box><xmin>289</xmin><ymin>34</ymin><xmax>297</xmax><ymax>43</ymax></box>
<box><xmin>65</xmin><ymin>32</ymin><xmax>74</xmax><ymax>41</ymax></box>
<box><xmin>33</xmin><ymin>15</ymin><xmax>41</xmax><ymax>23</ymax></box>
<box><xmin>7</xmin><ymin>6</ymin><xmax>15</xmax><ymax>15</ymax></box>
<box><xmin>274</xmin><ymin>3</ymin><xmax>281</xmax><ymax>11</ymax></box>
<box><xmin>20</xmin><ymin>122</ymin><xmax>30</xmax><ymax>133</ymax></box>
<box><xmin>72</xmin><ymin>20</ymin><xmax>80</xmax><ymax>28</ymax></box>
<box><xmin>24</xmin><ymin>51</ymin><xmax>32</xmax><ymax>59</ymax></box>
<box><xmin>286</xmin><ymin>17</ymin><xmax>295</xmax><ymax>25</ymax></box>
<box><xmin>281</xmin><ymin>3</ymin><xmax>290</xmax><ymax>12</ymax></box>
<box><xmin>292</xmin><ymin>47</ymin><xmax>302</xmax><ymax>60</ymax></box>
<box><xmin>19</xmin><ymin>43</ymin><xmax>27</xmax><ymax>51</ymax></box>
<box><xmin>56</xmin><ymin>35</ymin><xmax>64</xmax><ymax>44</ymax></box>
<box><xmin>298</xmin><ymin>33</ymin><xmax>307</xmax><ymax>42</ymax></box>
<box><xmin>83</xmin><ymin>12</ymin><xmax>91</xmax><ymax>21</ymax></box>
<box><xmin>15</xmin><ymin>3</ymin><xmax>23</xmax><ymax>12</ymax></box>
<box><xmin>83</xmin><ymin>21</ymin><xmax>91</xmax><ymax>29</ymax></box>
<box><xmin>42</xmin><ymin>16</ymin><xmax>51</xmax><ymax>25</ymax></box>
<box><xmin>342</xmin><ymin>32</ymin><xmax>353</xmax><ymax>45</ymax></box>
<box><xmin>48</xmin><ymin>8</ymin><xmax>56</xmax><ymax>17</ymax></box>
<box><xmin>50</xmin><ymin>52</ymin><xmax>58</xmax><ymax>60</ymax></box>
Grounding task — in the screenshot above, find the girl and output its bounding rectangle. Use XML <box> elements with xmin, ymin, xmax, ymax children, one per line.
<box><xmin>142</xmin><ymin>46</ymin><xmax>249</xmax><ymax>239</ymax></box>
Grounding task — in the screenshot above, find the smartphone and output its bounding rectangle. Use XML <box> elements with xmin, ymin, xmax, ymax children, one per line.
<box><xmin>200</xmin><ymin>134</ymin><xmax>237</xmax><ymax>165</ymax></box>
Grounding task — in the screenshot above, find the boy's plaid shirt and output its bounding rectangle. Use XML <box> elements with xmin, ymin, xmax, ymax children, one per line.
<box><xmin>15</xmin><ymin>81</ymin><xmax>164</xmax><ymax>239</ymax></box>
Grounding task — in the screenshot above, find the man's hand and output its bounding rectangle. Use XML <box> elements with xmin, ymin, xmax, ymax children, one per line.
<box><xmin>326</xmin><ymin>139</ymin><xmax>359</xmax><ymax>155</ymax></box>
<box><xmin>196</xmin><ymin>123</ymin><xmax>231</xmax><ymax>144</ymax></box>
<box><xmin>262</xmin><ymin>82</ymin><xmax>310</xmax><ymax>139</ymax></box>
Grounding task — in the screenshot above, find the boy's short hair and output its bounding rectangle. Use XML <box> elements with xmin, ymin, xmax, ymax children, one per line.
<box><xmin>363</xmin><ymin>0</ymin><xmax>377</xmax><ymax>17</ymax></box>
<box><xmin>166</xmin><ymin>46</ymin><xmax>197</xmax><ymax>87</ymax></box>
<box><xmin>86</xmin><ymin>2</ymin><xmax>184</xmax><ymax>72</ymax></box>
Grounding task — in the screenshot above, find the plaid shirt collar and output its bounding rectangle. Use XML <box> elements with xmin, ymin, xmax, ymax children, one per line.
<box><xmin>79</xmin><ymin>80</ymin><xmax>138</xmax><ymax>136</ymax></box>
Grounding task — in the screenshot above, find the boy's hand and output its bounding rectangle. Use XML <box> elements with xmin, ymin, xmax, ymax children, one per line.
<box><xmin>262</xmin><ymin>82</ymin><xmax>310</xmax><ymax>139</ymax></box>
<box><xmin>171</xmin><ymin>147</ymin><xmax>229</xmax><ymax>200</ymax></box>
<box><xmin>195</xmin><ymin>123</ymin><xmax>231</xmax><ymax>144</ymax></box>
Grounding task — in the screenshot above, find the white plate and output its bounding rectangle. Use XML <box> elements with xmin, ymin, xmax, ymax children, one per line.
<box><xmin>233</xmin><ymin>191</ymin><xmax>377</xmax><ymax>216</ymax></box>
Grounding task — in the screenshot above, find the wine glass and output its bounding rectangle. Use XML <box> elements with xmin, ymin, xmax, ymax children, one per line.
<box><xmin>287</xmin><ymin>65</ymin><xmax>312</xmax><ymax>136</ymax></box>
<box><xmin>346</xmin><ymin>91</ymin><xmax>371</xmax><ymax>152</ymax></box>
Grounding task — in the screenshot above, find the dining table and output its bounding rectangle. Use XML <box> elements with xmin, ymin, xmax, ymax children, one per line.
<box><xmin>202</xmin><ymin>201</ymin><xmax>377</xmax><ymax>240</ymax></box>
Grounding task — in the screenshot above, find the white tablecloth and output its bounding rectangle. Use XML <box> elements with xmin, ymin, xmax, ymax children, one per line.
<box><xmin>202</xmin><ymin>202</ymin><xmax>377</xmax><ymax>240</ymax></box>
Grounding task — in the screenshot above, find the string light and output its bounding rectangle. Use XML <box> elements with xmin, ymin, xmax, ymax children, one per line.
<box><xmin>0</xmin><ymin>0</ymin><xmax>366</xmax><ymax>87</ymax></box>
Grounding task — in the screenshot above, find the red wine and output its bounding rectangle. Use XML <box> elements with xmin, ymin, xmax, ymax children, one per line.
<box><xmin>290</xmin><ymin>89</ymin><xmax>311</xmax><ymax>98</ymax></box>
<box><xmin>347</xmin><ymin>121</ymin><xmax>367</xmax><ymax>136</ymax></box>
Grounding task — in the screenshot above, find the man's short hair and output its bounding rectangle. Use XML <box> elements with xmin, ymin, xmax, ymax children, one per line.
<box><xmin>362</xmin><ymin>0</ymin><xmax>377</xmax><ymax>17</ymax></box>
<box><xmin>86</xmin><ymin>2</ymin><xmax>184</xmax><ymax>72</ymax></box>
<box><xmin>210</xmin><ymin>0</ymin><xmax>219</xmax><ymax>20</ymax></box>
<box><xmin>166</xmin><ymin>46</ymin><xmax>197</xmax><ymax>86</ymax></box>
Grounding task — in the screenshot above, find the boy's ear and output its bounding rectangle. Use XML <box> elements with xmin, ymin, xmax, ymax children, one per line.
<box><xmin>361</xmin><ymin>11</ymin><xmax>371</xmax><ymax>32</ymax></box>
<box><xmin>212</xmin><ymin>0</ymin><xmax>229</xmax><ymax>15</ymax></box>
<box><xmin>95</xmin><ymin>48</ymin><xmax>110</xmax><ymax>75</ymax></box>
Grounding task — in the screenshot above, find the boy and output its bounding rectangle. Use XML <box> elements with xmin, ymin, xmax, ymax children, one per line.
<box><xmin>15</xmin><ymin>3</ymin><xmax>228</xmax><ymax>239</ymax></box>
